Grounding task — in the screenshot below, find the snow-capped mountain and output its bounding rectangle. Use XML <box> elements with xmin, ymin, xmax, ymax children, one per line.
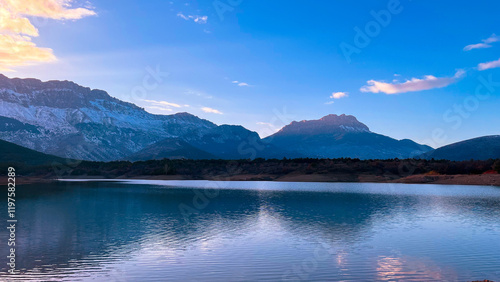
<box><xmin>0</xmin><ymin>74</ymin><xmax>217</xmax><ymax>161</ymax></box>
<box><xmin>0</xmin><ymin>75</ymin><xmax>434</xmax><ymax>161</ymax></box>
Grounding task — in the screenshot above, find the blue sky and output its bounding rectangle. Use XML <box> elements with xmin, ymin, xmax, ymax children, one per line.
<box><xmin>3</xmin><ymin>0</ymin><xmax>500</xmax><ymax>147</ymax></box>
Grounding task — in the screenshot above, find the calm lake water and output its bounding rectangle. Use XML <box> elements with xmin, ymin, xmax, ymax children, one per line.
<box><xmin>1</xmin><ymin>180</ymin><xmax>500</xmax><ymax>281</ymax></box>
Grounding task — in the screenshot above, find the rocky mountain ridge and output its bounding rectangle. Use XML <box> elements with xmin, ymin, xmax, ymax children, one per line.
<box><xmin>0</xmin><ymin>74</ymin><xmax>445</xmax><ymax>161</ymax></box>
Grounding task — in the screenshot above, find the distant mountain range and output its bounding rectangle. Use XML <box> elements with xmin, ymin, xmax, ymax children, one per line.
<box><xmin>0</xmin><ymin>74</ymin><xmax>498</xmax><ymax>161</ymax></box>
<box><xmin>263</xmin><ymin>114</ymin><xmax>432</xmax><ymax>159</ymax></box>
<box><xmin>0</xmin><ymin>74</ymin><xmax>216</xmax><ymax>161</ymax></box>
<box><xmin>421</xmin><ymin>135</ymin><xmax>500</xmax><ymax>161</ymax></box>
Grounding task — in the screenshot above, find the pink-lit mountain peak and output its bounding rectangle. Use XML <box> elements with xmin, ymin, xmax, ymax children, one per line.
<box><xmin>276</xmin><ymin>114</ymin><xmax>370</xmax><ymax>136</ymax></box>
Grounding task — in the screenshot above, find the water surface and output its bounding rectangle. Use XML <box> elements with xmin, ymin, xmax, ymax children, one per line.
<box><xmin>1</xmin><ymin>180</ymin><xmax>499</xmax><ymax>281</ymax></box>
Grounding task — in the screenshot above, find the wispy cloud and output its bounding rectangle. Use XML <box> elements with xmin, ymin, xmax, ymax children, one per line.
<box><xmin>185</xmin><ymin>89</ymin><xmax>213</xmax><ymax>99</ymax></box>
<box><xmin>0</xmin><ymin>0</ymin><xmax>95</xmax><ymax>71</ymax></box>
<box><xmin>177</xmin><ymin>12</ymin><xmax>208</xmax><ymax>24</ymax></box>
<box><xmin>477</xmin><ymin>58</ymin><xmax>500</xmax><ymax>71</ymax></box>
<box><xmin>141</xmin><ymin>99</ymin><xmax>188</xmax><ymax>114</ymax></box>
<box><xmin>464</xmin><ymin>34</ymin><xmax>500</xmax><ymax>51</ymax></box>
<box><xmin>361</xmin><ymin>70</ymin><xmax>465</xmax><ymax>94</ymax></box>
<box><xmin>256</xmin><ymin>122</ymin><xmax>273</xmax><ymax>126</ymax></box>
<box><xmin>330</xmin><ymin>92</ymin><xmax>348</xmax><ymax>99</ymax></box>
<box><xmin>201</xmin><ymin>107</ymin><xmax>223</xmax><ymax>114</ymax></box>
<box><xmin>464</xmin><ymin>43</ymin><xmax>492</xmax><ymax>51</ymax></box>
<box><xmin>232</xmin><ymin>80</ymin><xmax>251</xmax><ymax>87</ymax></box>
<box><xmin>256</xmin><ymin>122</ymin><xmax>280</xmax><ymax>132</ymax></box>
<box><xmin>142</xmin><ymin>99</ymin><xmax>182</xmax><ymax>108</ymax></box>
<box><xmin>147</xmin><ymin>106</ymin><xmax>173</xmax><ymax>112</ymax></box>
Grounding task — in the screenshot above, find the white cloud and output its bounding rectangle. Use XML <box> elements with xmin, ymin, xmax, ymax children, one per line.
<box><xmin>177</xmin><ymin>12</ymin><xmax>207</xmax><ymax>24</ymax></box>
<box><xmin>232</xmin><ymin>80</ymin><xmax>250</xmax><ymax>87</ymax></box>
<box><xmin>147</xmin><ymin>106</ymin><xmax>173</xmax><ymax>112</ymax></box>
<box><xmin>142</xmin><ymin>99</ymin><xmax>190</xmax><ymax>114</ymax></box>
<box><xmin>477</xmin><ymin>58</ymin><xmax>500</xmax><ymax>71</ymax></box>
<box><xmin>330</xmin><ymin>92</ymin><xmax>348</xmax><ymax>99</ymax></box>
<box><xmin>185</xmin><ymin>89</ymin><xmax>212</xmax><ymax>99</ymax></box>
<box><xmin>0</xmin><ymin>0</ymin><xmax>95</xmax><ymax>71</ymax></box>
<box><xmin>361</xmin><ymin>70</ymin><xmax>465</xmax><ymax>94</ymax></box>
<box><xmin>483</xmin><ymin>34</ymin><xmax>500</xmax><ymax>44</ymax></box>
<box><xmin>201</xmin><ymin>107</ymin><xmax>223</xmax><ymax>114</ymax></box>
<box><xmin>193</xmin><ymin>16</ymin><xmax>208</xmax><ymax>24</ymax></box>
<box><xmin>256</xmin><ymin>122</ymin><xmax>274</xmax><ymax>127</ymax></box>
<box><xmin>177</xmin><ymin>12</ymin><xmax>189</xmax><ymax>20</ymax></box>
<box><xmin>464</xmin><ymin>34</ymin><xmax>500</xmax><ymax>51</ymax></box>
<box><xmin>324</xmin><ymin>101</ymin><xmax>335</xmax><ymax>105</ymax></box>
<box><xmin>142</xmin><ymin>99</ymin><xmax>182</xmax><ymax>108</ymax></box>
<box><xmin>464</xmin><ymin>43</ymin><xmax>491</xmax><ymax>51</ymax></box>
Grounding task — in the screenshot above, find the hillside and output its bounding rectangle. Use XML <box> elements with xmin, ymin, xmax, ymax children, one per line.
<box><xmin>127</xmin><ymin>138</ymin><xmax>217</xmax><ymax>161</ymax></box>
<box><xmin>264</xmin><ymin>114</ymin><xmax>433</xmax><ymax>159</ymax></box>
<box><xmin>0</xmin><ymin>75</ymin><xmax>455</xmax><ymax>161</ymax></box>
<box><xmin>423</xmin><ymin>135</ymin><xmax>500</xmax><ymax>161</ymax></box>
<box><xmin>0</xmin><ymin>139</ymin><xmax>67</xmax><ymax>166</ymax></box>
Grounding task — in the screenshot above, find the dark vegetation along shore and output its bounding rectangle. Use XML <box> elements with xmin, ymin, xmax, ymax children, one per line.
<box><xmin>1</xmin><ymin>138</ymin><xmax>499</xmax><ymax>186</ymax></box>
<box><xmin>3</xmin><ymin>157</ymin><xmax>500</xmax><ymax>186</ymax></box>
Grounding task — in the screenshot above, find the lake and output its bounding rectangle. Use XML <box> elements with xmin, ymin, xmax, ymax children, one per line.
<box><xmin>1</xmin><ymin>180</ymin><xmax>500</xmax><ymax>281</ymax></box>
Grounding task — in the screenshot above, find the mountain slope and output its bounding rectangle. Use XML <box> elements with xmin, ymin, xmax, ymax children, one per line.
<box><xmin>0</xmin><ymin>75</ymin><xmax>295</xmax><ymax>161</ymax></box>
<box><xmin>0</xmin><ymin>139</ymin><xmax>68</xmax><ymax>166</ymax></box>
<box><xmin>183</xmin><ymin>125</ymin><xmax>296</xmax><ymax>159</ymax></box>
<box><xmin>0</xmin><ymin>75</ymin><xmax>438</xmax><ymax>161</ymax></box>
<box><xmin>422</xmin><ymin>135</ymin><xmax>500</xmax><ymax>161</ymax></box>
<box><xmin>264</xmin><ymin>114</ymin><xmax>433</xmax><ymax>159</ymax></box>
<box><xmin>127</xmin><ymin>138</ymin><xmax>217</xmax><ymax>161</ymax></box>
<box><xmin>0</xmin><ymin>74</ymin><xmax>216</xmax><ymax>161</ymax></box>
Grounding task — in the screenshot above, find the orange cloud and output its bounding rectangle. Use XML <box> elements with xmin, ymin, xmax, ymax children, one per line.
<box><xmin>0</xmin><ymin>34</ymin><xmax>55</xmax><ymax>71</ymax></box>
<box><xmin>0</xmin><ymin>7</ymin><xmax>38</xmax><ymax>36</ymax></box>
<box><xmin>3</xmin><ymin>0</ymin><xmax>96</xmax><ymax>20</ymax></box>
<box><xmin>0</xmin><ymin>0</ymin><xmax>95</xmax><ymax>71</ymax></box>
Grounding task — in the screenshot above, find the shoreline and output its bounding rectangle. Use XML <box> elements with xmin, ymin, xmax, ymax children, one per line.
<box><xmin>3</xmin><ymin>173</ymin><xmax>499</xmax><ymax>186</ymax></box>
<box><xmin>128</xmin><ymin>173</ymin><xmax>500</xmax><ymax>186</ymax></box>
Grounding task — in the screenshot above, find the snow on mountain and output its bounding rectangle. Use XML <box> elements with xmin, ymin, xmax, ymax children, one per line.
<box><xmin>0</xmin><ymin>75</ymin><xmax>435</xmax><ymax>162</ymax></box>
<box><xmin>0</xmin><ymin>74</ymin><xmax>216</xmax><ymax>161</ymax></box>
